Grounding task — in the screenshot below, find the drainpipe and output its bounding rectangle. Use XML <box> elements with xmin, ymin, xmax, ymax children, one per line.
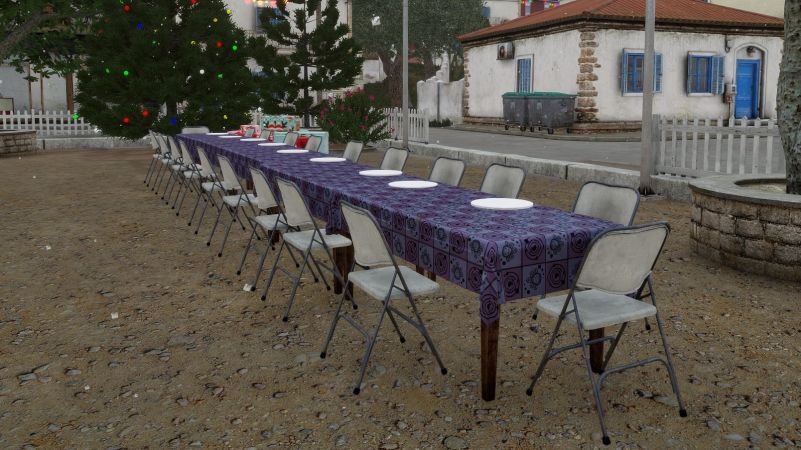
<box><xmin>436</xmin><ymin>80</ymin><xmax>442</xmax><ymax>122</ymax></box>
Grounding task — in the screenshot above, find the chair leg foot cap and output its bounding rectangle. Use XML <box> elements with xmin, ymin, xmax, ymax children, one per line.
<box><xmin>194</xmin><ymin>231</ymin><xmax>198</xmax><ymax>235</ymax></box>
<box><xmin>250</xmin><ymin>287</ymin><xmax>256</xmax><ymax>292</ymax></box>
<box><xmin>282</xmin><ymin>317</ymin><xmax>288</xmax><ymax>322</ymax></box>
<box><xmin>679</xmin><ymin>409</ymin><xmax>687</xmax><ymax>417</ymax></box>
<box><xmin>206</xmin><ymin>242</ymin><xmax>211</xmax><ymax>246</ymax></box>
<box><xmin>236</xmin><ymin>271</ymin><xmax>241</xmax><ymax>275</ymax></box>
<box><xmin>217</xmin><ymin>253</ymin><xmax>222</xmax><ymax>257</ymax></box>
<box><xmin>645</xmin><ymin>324</ymin><xmax>652</xmax><ymax>331</ymax></box>
<box><xmin>352</xmin><ymin>304</ymin><xmax>358</xmax><ymax>310</ymax></box>
<box><xmin>525</xmin><ymin>388</ymin><xmax>533</xmax><ymax>396</ymax></box>
<box><xmin>441</xmin><ymin>368</ymin><xmax>447</xmax><ymax>375</ymax></box>
<box><xmin>353</xmin><ymin>388</ymin><xmax>360</xmax><ymax>395</ymax></box>
<box><xmin>399</xmin><ymin>337</ymin><xmax>406</xmax><ymax>343</ymax></box>
<box><xmin>326</xmin><ymin>286</ymin><xmax>331</xmax><ymax>291</ymax></box>
<box><xmin>320</xmin><ymin>352</ymin><xmax>326</xmax><ymax>359</ymax></box>
<box><xmin>260</xmin><ymin>296</ymin><xmax>266</xmax><ymax>301</ymax></box>
<box><xmin>602</xmin><ymin>436</ymin><xmax>611</xmax><ymax>446</ymax></box>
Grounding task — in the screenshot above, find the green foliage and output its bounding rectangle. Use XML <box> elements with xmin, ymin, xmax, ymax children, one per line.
<box><xmin>318</xmin><ymin>89</ymin><xmax>390</xmax><ymax>144</ymax></box>
<box><xmin>75</xmin><ymin>0</ymin><xmax>257</xmax><ymax>139</ymax></box>
<box><xmin>1</xmin><ymin>0</ymin><xmax>101</xmax><ymax>78</ymax></box>
<box><xmin>254</xmin><ymin>0</ymin><xmax>363</xmax><ymax>124</ymax></box>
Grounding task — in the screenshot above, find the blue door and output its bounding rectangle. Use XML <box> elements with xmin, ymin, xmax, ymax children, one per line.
<box><xmin>735</xmin><ymin>60</ymin><xmax>761</xmax><ymax>119</ymax></box>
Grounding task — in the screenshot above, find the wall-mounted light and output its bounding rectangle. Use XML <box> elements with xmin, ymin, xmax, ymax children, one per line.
<box><xmin>724</xmin><ymin>35</ymin><xmax>732</xmax><ymax>53</ymax></box>
<box><xmin>747</xmin><ymin>46</ymin><xmax>757</xmax><ymax>56</ymax></box>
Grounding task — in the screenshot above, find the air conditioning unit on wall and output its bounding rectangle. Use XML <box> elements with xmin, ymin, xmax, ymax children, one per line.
<box><xmin>497</xmin><ymin>42</ymin><xmax>515</xmax><ymax>60</ymax></box>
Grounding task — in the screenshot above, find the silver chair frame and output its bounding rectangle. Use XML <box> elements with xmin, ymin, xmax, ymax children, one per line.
<box><xmin>259</xmin><ymin>178</ymin><xmax>346</xmax><ymax>322</ymax></box>
<box><xmin>525</xmin><ymin>222</ymin><xmax>686</xmax><ymax>446</ymax></box>
<box><xmin>144</xmin><ymin>131</ymin><xmax>162</xmax><ymax>186</ymax></box>
<box><xmin>320</xmin><ymin>201</ymin><xmax>448</xmax><ymax>395</ymax></box>
<box><xmin>204</xmin><ymin>155</ymin><xmax>245</xmax><ymax>248</ymax></box>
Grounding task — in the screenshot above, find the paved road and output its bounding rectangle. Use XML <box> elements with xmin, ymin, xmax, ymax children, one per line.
<box><xmin>429</xmin><ymin>128</ymin><xmax>643</xmax><ymax>169</ymax></box>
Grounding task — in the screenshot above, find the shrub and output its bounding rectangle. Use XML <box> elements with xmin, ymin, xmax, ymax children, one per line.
<box><xmin>317</xmin><ymin>88</ymin><xmax>391</xmax><ymax>144</ymax></box>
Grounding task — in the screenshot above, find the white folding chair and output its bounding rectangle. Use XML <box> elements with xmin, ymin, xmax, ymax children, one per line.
<box><xmin>151</xmin><ymin>134</ymin><xmax>174</xmax><ymax>194</ymax></box>
<box><xmin>304</xmin><ymin>135</ymin><xmax>323</xmax><ymax>152</ymax></box>
<box><xmin>188</xmin><ymin>148</ymin><xmax>239</xmax><ymax>235</ymax></box>
<box><xmin>480</xmin><ymin>163</ymin><xmax>526</xmax><ymax>198</ymax></box>
<box><xmin>526</xmin><ymin>222</ymin><xmax>686</xmax><ymax>445</ymax></box>
<box><xmin>284</xmin><ymin>132</ymin><xmax>299</xmax><ymax>147</ymax></box>
<box><xmin>236</xmin><ymin>167</ymin><xmax>295</xmax><ymax>290</ymax></box>
<box><xmin>159</xmin><ymin>136</ymin><xmax>186</xmax><ymax>202</ymax></box>
<box><xmin>428</xmin><ymin>157</ymin><xmax>466</xmax><ymax>187</ymax></box>
<box><xmin>573</xmin><ymin>182</ymin><xmax>641</xmax><ymax>226</ymax></box>
<box><xmin>380</xmin><ymin>147</ymin><xmax>409</xmax><ymax>171</ymax></box>
<box><xmin>144</xmin><ymin>130</ymin><xmax>162</xmax><ymax>186</ymax></box>
<box><xmin>320</xmin><ymin>201</ymin><xmax>448</xmax><ymax>395</ymax></box>
<box><xmin>342</xmin><ymin>141</ymin><xmax>364</xmax><ymax>163</ymax></box>
<box><xmin>172</xmin><ymin>139</ymin><xmax>204</xmax><ymax>216</ymax></box>
<box><xmin>181</xmin><ymin>126</ymin><xmax>210</xmax><ymax>134</ymax></box>
<box><xmin>204</xmin><ymin>155</ymin><xmax>248</xmax><ymax>248</ymax></box>
<box><xmin>186</xmin><ymin>147</ymin><xmax>218</xmax><ymax>228</ymax></box>
<box><xmin>259</xmin><ymin>178</ymin><xmax>352</xmax><ymax>322</ymax></box>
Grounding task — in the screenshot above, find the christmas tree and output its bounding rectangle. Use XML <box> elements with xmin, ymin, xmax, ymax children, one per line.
<box><xmin>255</xmin><ymin>0</ymin><xmax>363</xmax><ymax>126</ymax></box>
<box><xmin>76</xmin><ymin>0</ymin><xmax>257</xmax><ymax>139</ymax></box>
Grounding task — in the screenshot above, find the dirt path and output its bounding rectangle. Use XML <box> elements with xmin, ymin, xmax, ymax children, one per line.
<box><xmin>1</xmin><ymin>149</ymin><xmax>799</xmax><ymax>449</ymax></box>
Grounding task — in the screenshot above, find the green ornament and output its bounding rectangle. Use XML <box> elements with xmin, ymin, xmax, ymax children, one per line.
<box><xmin>104</xmin><ymin>68</ymin><xmax>110</xmax><ymax>74</ymax></box>
<box><xmin>217</xmin><ymin>73</ymin><xmax>223</xmax><ymax>79</ymax></box>
<box><xmin>123</xmin><ymin>70</ymin><xmax>130</xmax><ymax>76</ymax></box>
<box><xmin>232</xmin><ymin>44</ymin><xmax>238</xmax><ymax>51</ymax></box>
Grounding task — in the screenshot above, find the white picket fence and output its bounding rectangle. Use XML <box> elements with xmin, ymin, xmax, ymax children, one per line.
<box><xmin>0</xmin><ymin>110</ymin><xmax>98</xmax><ymax>137</ymax></box>
<box><xmin>382</xmin><ymin>107</ymin><xmax>430</xmax><ymax>144</ymax></box>
<box><xmin>655</xmin><ymin>115</ymin><xmax>785</xmax><ymax>177</ymax></box>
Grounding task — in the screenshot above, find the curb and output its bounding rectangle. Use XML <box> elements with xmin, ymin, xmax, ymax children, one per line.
<box><xmin>38</xmin><ymin>136</ymin><xmax>149</xmax><ymax>150</ymax></box>
<box><xmin>384</xmin><ymin>140</ymin><xmax>691</xmax><ymax>202</ymax></box>
<box><xmin>448</xmin><ymin>125</ymin><xmax>642</xmax><ymax>143</ymax></box>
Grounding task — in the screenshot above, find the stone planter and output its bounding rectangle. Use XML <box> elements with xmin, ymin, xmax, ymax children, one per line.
<box><xmin>0</xmin><ymin>130</ymin><xmax>38</xmax><ymax>155</ymax></box>
<box><xmin>690</xmin><ymin>175</ymin><xmax>801</xmax><ymax>281</ymax></box>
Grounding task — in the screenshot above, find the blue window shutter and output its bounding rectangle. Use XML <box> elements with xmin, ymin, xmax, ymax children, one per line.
<box><xmin>654</xmin><ymin>53</ymin><xmax>663</xmax><ymax>93</ymax></box>
<box><xmin>687</xmin><ymin>55</ymin><xmax>695</xmax><ymax>94</ymax></box>
<box><xmin>621</xmin><ymin>52</ymin><xmax>629</xmax><ymax>94</ymax></box>
<box><xmin>712</xmin><ymin>55</ymin><xmax>725</xmax><ymax>95</ymax></box>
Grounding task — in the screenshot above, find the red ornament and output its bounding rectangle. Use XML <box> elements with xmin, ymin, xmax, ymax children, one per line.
<box><xmin>141</xmin><ymin>110</ymin><xmax>149</xmax><ymax>117</ymax></box>
<box><xmin>123</xmin><ymin>117</ymin><xmax>130</xmax><ymax>124</ymax></box>
<box><xmin>216</xmin><ymin>41</ymin><xmax>223</xmax><ymax>48</ymax></box>
<box><xmin>123</xmin><ymin>5</ymin><xmax>130</xmax><ymax>11</ymax></box>
<box><xmin>191</xmin><ymin>0</ymin><xmax>197</xmax><ymax>4</ymax></box>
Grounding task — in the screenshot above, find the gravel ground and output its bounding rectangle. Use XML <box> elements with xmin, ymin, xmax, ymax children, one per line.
<box><xmin>1</xmin><ymin>148</ymin><xmax>800</xmax><ymax>449</ymax></box>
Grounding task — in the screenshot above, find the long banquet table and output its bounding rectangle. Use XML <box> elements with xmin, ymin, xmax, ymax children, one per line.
<box><xmin>178</xmin><ymin>133</ymin><xmax>617</xmax><ymax>401</ymax></box>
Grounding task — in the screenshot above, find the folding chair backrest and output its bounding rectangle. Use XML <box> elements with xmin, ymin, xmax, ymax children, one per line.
<box><xmin>167</xmin><ymin>136</ymin><xmax>181</xmax><ymax>161</ymax></box>
<box><xmin>217</xmin><ymin>155</ymin><xmax>238</xmax><ymax>184</ymax></box>
<box><xmin>156</xmin><ymin>134</ymin><xmax>169</xmax><ymax>155</ymax></box>
<box><xmin>196</xmin><ymin>147</ymin><xmax>216</xmax><ymax>179</ymax></box>
<box><xmin>276</xmin><ymin>178</ymin><xmax>315</xmax><ymax>227</ymax></box>
<box><xmin>575</xmin><ymin>222</ymin><xmax>669</xmax><ymax>295</ymax></box>
<box><xmin>148</xmin><ymin>130</ymin><xmax>158</xmax><ymax>150</ymax></box>
<box><xmin>343</xmin><ymin>141</ymin><xmax>364</xmax><ymax>163</ymax></box>
<box><xmin>284</xmin><ymin>132</ymin><xmax>299</xmax><ymax>146</ymax></box>
<box><xmin>179</xmin><ymin>140</ymin><xmax>194</xmax><ymax>167</ymax></box>
<box><xmin>181</xmin><ymin>126</ymin><xmax>210</xmax><ymax>134</ymax></box>
<box><xmin>341</xmin><ymin>202</ymin><xmax>394</xmax><ymax>267</ymax></box>
<box><xmin>304</xmin><ymin>135</ymin><xmax>323</xmax><ymax>151</ymax></box>
<box><xmin>573</xmin><ymin>182</ymin><xmax>640</xmax><ymax>226</ymax></box>
<box><xmin>249</xmin><ymin>167</ymin><xmax>279</xmax><ymax>210</ymax></box>
<box><xmin>480</xmin><ymin>164</ymin><xmax>526</xmax><ymax>198</ymax></box>
<box><xmin>429</xmin><ymin>157</ymin><xmax>466</xmax><ymax>187</ymax></box>
<box><xmin>380</xmin><ymin>147</ymin><xmax>409</xmax><ymax>171</ymax></box>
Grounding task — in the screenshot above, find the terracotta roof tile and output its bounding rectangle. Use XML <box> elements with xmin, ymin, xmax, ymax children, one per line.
<box><xmin>459</xmin><ymin>0</ymin><xmax>784</xmax><ymax>42</ymax></box>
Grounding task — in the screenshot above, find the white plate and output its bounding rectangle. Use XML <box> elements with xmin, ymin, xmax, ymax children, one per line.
<box><xmin>359</xmin><ymin>170</ymin><xmax>403</xmax><ymax>177</ymax></box>
<box><xmin>258</xmin><ymin>143</ymin><xmax>286</xmax><ymax>147</ymax></box>
<box><xmin>206</xmin><ymin>132</ymin><xmax>228</xmax><ymax>135</ymax></box>
<box><xmin>310</xmin><ymin>157</ymin><xmax>347</xmax><ymax>163</ymax></box>
<box><xmin>388</xmin><ymin>180</ymin><xmax>438</xmax><ymax>189</ymax></box>
<box><xmin>241</xmin><ymin>138</ymin><xmax>266</xmax><ymax>142</ymax></box>
<box><xmin>218</xmin><ymin>135</ymin><xmax>240</xmax><ymax>139</ymax></box>
<box><xmin>471</xmin><ymin>198</ymin><xmax>534</xmax><ymax>211</ymax></box>
<box><xmin>277</xmin><ymin>149</ymin><xmax>309</xmax><ymax>154</ymax></box>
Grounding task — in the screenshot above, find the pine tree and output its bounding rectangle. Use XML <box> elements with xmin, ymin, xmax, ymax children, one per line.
<box><xmin>255</xmin><ymin>0</ymin><xmax>363</xmax><ymax>126</ymax></box>
<box><xmin>76</xmin><ymin>0</ymin><xmax>257</xmax><ymax>139</ymax></box>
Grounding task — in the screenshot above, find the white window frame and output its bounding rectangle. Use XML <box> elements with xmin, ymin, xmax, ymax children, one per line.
<box><xmin>515</xmin><ymin>55</ymin><xmax>533</xmax><ymax>93</ymax></box>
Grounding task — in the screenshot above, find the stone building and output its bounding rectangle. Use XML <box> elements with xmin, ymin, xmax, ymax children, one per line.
<box><xmin>458</xmin><ymin>0</ymin><xmax>783</xmax><ymax>131</ymax></box>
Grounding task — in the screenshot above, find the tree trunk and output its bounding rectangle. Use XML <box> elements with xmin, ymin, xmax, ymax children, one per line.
<box><xmin>0</xmin><ymin>12</ymin><xmax>57</xmax><ymax>62</ymax></box>
<box><xmin>778</xmin><ymin>0</ymin><xmax>801</xmax><ymax>194</ymax></box>
<box><xmin>380</xmin><ymin>53</ymin><xmax>403</xmax><ymax>108</ymax></box>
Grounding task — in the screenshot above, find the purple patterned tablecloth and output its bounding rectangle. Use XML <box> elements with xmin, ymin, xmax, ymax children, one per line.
<box><xmin>178</xmin><ymin>134</ymin><xmax>617</xmax><ymax>325</ymax></box>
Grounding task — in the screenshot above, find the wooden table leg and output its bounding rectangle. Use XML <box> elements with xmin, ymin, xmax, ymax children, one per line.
<box><xmin>589</xmin><ymin>328</ymin><xmax>605</xmax><ymax>374</ymax></box>
<box><xmin>481</xmin><ymin>318</ymin><xmax>500</xmax><ymax>401</ymax></box>
<box><xmin>333</xmin><ymin>245</ymin><xmax>354</xmax><ymax>296</ymax></box>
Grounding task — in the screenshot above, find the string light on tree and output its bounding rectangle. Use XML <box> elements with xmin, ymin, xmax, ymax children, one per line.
<box><xmin>123</xmin><ymin>117</ymin><xmax>130</xmax><ymax>124</ymax></box>
<box><xmin>141</xmin><ymin>110</ymin><xmax>149</xmax><ymax>117</ymax></box>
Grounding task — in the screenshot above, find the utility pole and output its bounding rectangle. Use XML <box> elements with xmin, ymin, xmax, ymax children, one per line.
<box><xmin>402</xmin><ymin>0</ymin><xmax>410</xmax><ymax>148</ymax></box>
<box><xmin>639</xmin><ymin>0</ymin><xmax>656</xmax><ymax>193</ymax></box>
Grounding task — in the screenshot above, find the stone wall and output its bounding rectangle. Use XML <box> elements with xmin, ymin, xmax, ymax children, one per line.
<box><xmin>690</xmin><ymin>176</ymin><xmax>801</xmax><ymax>281</ymax></box>
<box><xmin>575</xmin><ymin>28</ymin><xmax>600</xmax><ymax>123</ymax></box>
<box><xmin>0</xmin><ymin>131</ymin><xmax>38</xmax><ymax>155</ymax></box>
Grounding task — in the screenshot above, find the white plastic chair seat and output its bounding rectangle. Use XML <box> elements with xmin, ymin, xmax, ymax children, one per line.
<box><xmin>222</xmin><ymin>193</ymin><xmax>257</xmax><ymax>208</ymax></box>
<box><xmin>537</xmin><ymin>290</ymin><xmax>657</xmax><ymax>330</ymax></box>
<box><xmin>348</xmin><ymin>266</ymin><xmax>439</xmax><ymax>300</ymax></box>
<box><xmin>171</xmin><ymin>163</ymin><xmax>199</xmax><ymax>171</ymax></box>
<box><xmin>283</xmin><ymin>230</ymin><xmax>352</xmax><ymax>252</ymax></box>
<box><xmin>183</xmin><ymin>170</ymin><xmax>201</xmax><ymax>179</ymax></box>
<box><xmin>254</xmin><ymin>214</ymin><xmax>289</xmax><ymax>231</ymax></box>
<box><xmin>202</xmin><ymin>181</ymin><xmax>241</xmax><ymax>192</ymax></box>
<box><xmin>152</xmin><ymin>153</ymin><xmax>161</xmax><ymax>159</ymax></box>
